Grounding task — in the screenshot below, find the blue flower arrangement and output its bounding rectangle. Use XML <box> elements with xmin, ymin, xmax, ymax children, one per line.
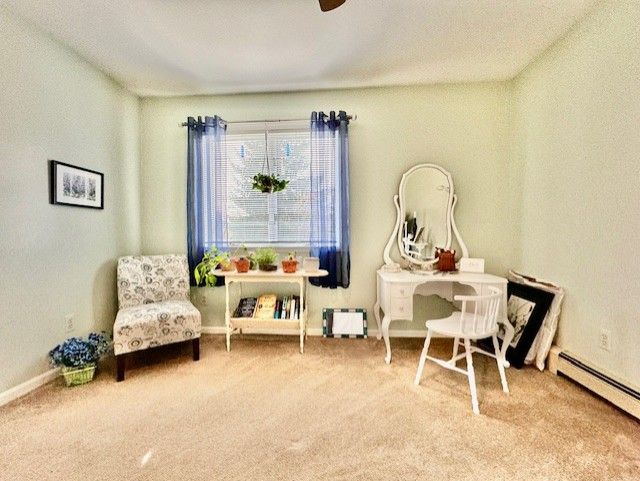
<box><xmin>49</xmin><ymin>332</ymin><xmax>111</xmax><ymax>369</ymax></box>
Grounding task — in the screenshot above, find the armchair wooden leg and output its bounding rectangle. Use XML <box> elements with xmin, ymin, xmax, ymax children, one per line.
<box><xmin>192</xmin><ymin>338</ymin><xmax>200</xmax><ymax>361</ymax></box>
<box><xmin>116</xmin><ymin>354</ymin><xmax>125</xmax><ymax>382</ymax></box>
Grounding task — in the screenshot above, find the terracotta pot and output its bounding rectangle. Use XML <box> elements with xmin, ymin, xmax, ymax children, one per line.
<box><xmin>234</xmin><ymin>257</ymin><xmax>250</xmax><ymax>273</ymax></box>
<box><xmin>281</xmin><ymin>259</ymin><xmax>298</xmax><ymax>273</ymax></box>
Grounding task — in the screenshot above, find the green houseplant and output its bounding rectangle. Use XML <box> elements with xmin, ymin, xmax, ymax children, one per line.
<box><xmin>252</xmin><ymin>173</ymin><xmax>289</xmax><ymax>193</ymax></box>
<box><xmin>194</xmin><ymin>246</ymin><xmax>231</xmax><ymax>286</ymax></box>
<box><xmin>49</xmin><ymin>332</ymin><xmax>110</xmax><ymax>386</ymax></box>
<box><xmin>255</xmin><ymin>247</ymin><xmax>278</xmax><ymax>271</ymax></box>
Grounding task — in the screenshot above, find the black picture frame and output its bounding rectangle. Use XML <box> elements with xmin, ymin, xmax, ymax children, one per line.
<box><xmin>497</xmin><ymin>282</ymin><xmax>555</xmax><ymax>369</ymax></box>
<box><xmin>49</xmin><ymin>160</ymin><xmax>104</xmax><ymax>209</ymax></box>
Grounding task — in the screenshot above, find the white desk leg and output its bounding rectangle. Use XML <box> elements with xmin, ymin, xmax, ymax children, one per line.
<box><xmin>382</xmin><ymin>314</ymin><xmax>392</xmax><ymax>364</ymax></box>
<box><xmin>374</xmin><ymin>275</ymin><xmax>382</xmax><ymax>340</ymax></box>
<box><xmin>373</xmin><ymin>301</ymin><xmax>382</xmax><ymax>340</ymax></box>
<box><xmin>299</xmin><ymin>278</ymin><xmax>304</xmax><ymax>354</ymax></box>
<box><xmin>225</xmin><ymin>281</ymin><xmax>231</xmax><ymax>352</ymax></box>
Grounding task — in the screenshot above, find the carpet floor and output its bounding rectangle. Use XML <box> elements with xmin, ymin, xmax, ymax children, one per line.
<box><xmin>0</xmin><ymin>335</ymin><xmax>638</xmax><ymax>481</ymax></box>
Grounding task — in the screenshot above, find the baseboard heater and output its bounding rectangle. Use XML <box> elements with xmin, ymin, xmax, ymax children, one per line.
<box><xmin>549</xmin><ymin>346</ymin><xmax>640</xmax><ymax>420</ymax></box>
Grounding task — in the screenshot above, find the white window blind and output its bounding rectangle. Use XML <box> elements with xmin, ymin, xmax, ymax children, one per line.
<box><xmin>225</xmin><ymin>128</ymin><xmax>311</xmax><ymax>246</ymax></box>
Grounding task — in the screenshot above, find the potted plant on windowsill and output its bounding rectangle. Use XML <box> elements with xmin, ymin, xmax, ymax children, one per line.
<box><xmin>194</xmin><ymin>246</ymin><xmax>232</xmax><ymax>286</ymax></box>
<box><xmin>49</xmin><ymin>332</ymin><xmax>110</xmax><ymax>387</ymax></box>
<box><xmin>282</xmin><ymin>251</ymin><xmax>298</xmax><ymax>273</ymax></box>
<box><xmin>255</xmin><ymin>247</ymin><xmax>278</xmax><ymax>272</ymax></box>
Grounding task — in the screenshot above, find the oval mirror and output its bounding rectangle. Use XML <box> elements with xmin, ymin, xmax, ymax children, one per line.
<box><xmin>383</xmin><ymin>164</ymin><xmax>468</xmax><ymax>268</ymax></box>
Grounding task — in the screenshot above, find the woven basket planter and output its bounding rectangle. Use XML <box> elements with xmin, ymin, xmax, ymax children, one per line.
<box><xmin>61</xmin><ymin>364</ymin><xmax>96</xmax><ymax>387</ymax></box>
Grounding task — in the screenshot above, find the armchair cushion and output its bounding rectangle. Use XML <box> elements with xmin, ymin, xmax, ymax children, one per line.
<box><xmin>117</xmin><ymin>255</ymin><xmax>190</xmax><ymax>309</ymax></box>
<box><xmin>113</xmin><ymin>300</ymin><xmax>201</xmax><ymax>356</ymax></box>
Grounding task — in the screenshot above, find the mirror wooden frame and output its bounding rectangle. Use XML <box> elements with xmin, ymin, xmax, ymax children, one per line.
<box><xmin>383</xmin><ymin>163</ymin><xmax>468</xmax><ymax>268</ymax></box>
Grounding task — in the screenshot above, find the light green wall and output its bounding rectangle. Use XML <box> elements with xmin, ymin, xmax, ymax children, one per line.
<box><xmin>0</xmin><ymin>8</ymin><xmax>141</xmax><ymax>392</ymax></box>
<box><xmin>512</xmin><ymin>0</ymin><xmax>639</xmax><ymax>386</ymax></box>
<box><xmin>140</xmin><ymin>84</ymin><xmax>516</xmax><ymax>332</ymax></box>
<box><xmin>3</xmin><ymin>0</ymin><xmax>636</xmax><ymax>394</ymax></box>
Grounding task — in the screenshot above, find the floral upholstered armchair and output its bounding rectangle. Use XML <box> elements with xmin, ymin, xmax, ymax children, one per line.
<box><xmin>113</xmin><ymin>255</ymin><xmax>201</xmax><ymax>381</ymax></box>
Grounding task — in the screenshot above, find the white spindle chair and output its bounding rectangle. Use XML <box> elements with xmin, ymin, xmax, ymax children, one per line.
<box><xmin>414</xmin><ymin>286</ymin><xmax>508</xmax><ymax>415</ymax></box>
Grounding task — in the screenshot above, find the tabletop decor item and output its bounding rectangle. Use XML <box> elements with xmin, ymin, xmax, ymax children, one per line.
<box><xmin>302</xmin><ymin>257</ymin><xmax>320</xmax><ymax>272</ymax></box>
<box><xmin>255</xmin><ymin>247</ymin><xmax>278</xmax><ymax>271</ymax></box>
<box><xmin>435</xmin><ymin>248</ymin><xmax>456</xmax><ymax>271</ymax></box>
<box><xmin>49</xmin><ymin>160</ymin><xmax>104</xmax><ymax>209</ymax></box>
<box><xmin>231</xmin><ymin>245</ymin><xmax>256</xmax><ymax>273</ymax></box>
<box><xmin>282</xmin><ymin>251</ymin><xmax>298</xmax><ymax>273</ymax></box>
<box><xmin>194</xmin><ymin>246</ymin><xmax>231</xmax><ymax>286</ymax></box>
<box><xmin>234</xmin><ymin>256</ymin><xmax>251</xmax><ymax>273</ymax></box>
<box><xmin>49</xmin><ymin>332</ymin><xmax>110</xmax><ymax>386</ymax></box>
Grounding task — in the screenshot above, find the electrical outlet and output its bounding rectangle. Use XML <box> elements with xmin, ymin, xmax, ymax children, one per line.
<box><xmin>599</xmin><ymin>329</ymin><xmax>611</xmax><ymax>351</ymax></box>
<box><xmin>64</xmin><ymin>314</ymin><xmax>74</xmax><ymax>333</ymax></box>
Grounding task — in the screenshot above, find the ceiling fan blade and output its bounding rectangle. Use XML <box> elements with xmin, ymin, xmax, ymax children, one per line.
<box><xmin>319</xmin><ymin>0</ymin><xmax>347</xmax><ymax>12</ymax></box>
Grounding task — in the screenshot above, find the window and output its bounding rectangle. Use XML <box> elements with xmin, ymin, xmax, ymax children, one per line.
<box><xmin>225</xmin><ymin>126</ymin><xmax>311</xmax><ymax>247</ymax></box>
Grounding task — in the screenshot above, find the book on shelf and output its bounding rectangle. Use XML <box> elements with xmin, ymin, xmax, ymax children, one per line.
<box><xmin>253</xmin><ymin>294</ymin><xmax>277</xmax><ymax>319</ymax></box>
<box><xmin>234</xmin><ymin>295</ymin><xmax>302</xmax><ymax>320</ymax></box>
<box><xmin>233</xmin><ymin>297</ymin><xmax>257</xmax><ymax>317</ymax></box>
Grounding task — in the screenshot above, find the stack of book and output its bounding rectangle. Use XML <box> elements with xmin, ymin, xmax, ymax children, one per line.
<box><xmin>234</xmin><ymin>294</ymin><xmax>302</xmax><ymax>320</ymax></box>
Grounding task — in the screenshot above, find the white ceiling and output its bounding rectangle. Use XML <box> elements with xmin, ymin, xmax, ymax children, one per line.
<box><xmin>5</xmin><ymin>0</ymin><xmax>597</xmax><ymax>97</ymax></box>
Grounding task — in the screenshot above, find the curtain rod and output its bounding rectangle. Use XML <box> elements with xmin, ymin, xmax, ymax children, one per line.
<box><xmin>178</xmin><ymin>114</ymin><xmax>357</xmax><ymax>128</ymax></box>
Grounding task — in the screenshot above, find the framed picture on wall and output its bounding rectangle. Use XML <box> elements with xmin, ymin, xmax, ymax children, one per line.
<box><xmin>496</xmin><ymin>281</ymin><xmax>555</xmax><ymax>368</ymax></box>
<box><xmin>49</xmin><ymin>160</ymin><xmax>104</xmax><ymax>209</ymax></box>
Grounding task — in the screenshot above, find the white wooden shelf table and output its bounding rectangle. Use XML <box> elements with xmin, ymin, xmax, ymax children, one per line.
<box><xmin>214</xmin><ymin>268</ymin><xmax>328</xmax><ymax>353</ymax></box>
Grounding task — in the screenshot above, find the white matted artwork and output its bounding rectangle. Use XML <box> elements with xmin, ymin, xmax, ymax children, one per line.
<box><xmin>323</xmin><ymin>308</ymin><xmax>367</xmax><ymax>338</ymax></box>
<box><xmin>50</xmin><ymin>160</ymin><xmax>104</xmax><ymax>209</ymax></box>
<box><xmin>507</xmin><ymin>295</ymin><xmax>535</xmax><ymax>347</ymax></box>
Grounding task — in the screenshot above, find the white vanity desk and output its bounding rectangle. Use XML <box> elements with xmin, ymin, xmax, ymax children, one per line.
<box><xmin>377</xmin><ymin>163</ymin><xmax>514</xmax><ymax>364</ymax></box>
<box><xmin>373</xmin><ymin>269</ymin><xmax>510</xmax><ymax>364</ymax></box>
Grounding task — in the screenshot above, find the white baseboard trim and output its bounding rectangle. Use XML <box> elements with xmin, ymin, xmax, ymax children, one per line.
<box><xmin>201</xmin><ymin>326</ymin><xmax>429</xmax><ymax>338</ymax></box>
<box><xmin>0</xmin><ymin>368</ymin><xmax>60</xmax><ymax>408</ymax></box>
<box><xmin>549</xmin><ymin>345</ymin><xmax>639</xmax><ymax>420</ymax></box>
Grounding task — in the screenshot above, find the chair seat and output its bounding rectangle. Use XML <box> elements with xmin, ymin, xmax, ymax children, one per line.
<box><xmin>426</xmin><ymin>312</ymin><xmax>497</xmax><ymax>340</ymax></box>
<box><xmin>114</xmin><ymin>300</ymin><xmax>201</xmax><ymax>355</ymax></box>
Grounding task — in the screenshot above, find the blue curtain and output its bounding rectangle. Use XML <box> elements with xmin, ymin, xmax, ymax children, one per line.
<box><xmin>186</xmin><ymin>115</ymin><xmax>228</xmax><ymax>285</ymax></box>
<box><xmin>309</xmin><ymin>111</ymin><xmax>350</xmax><ymax>288</ymax></box>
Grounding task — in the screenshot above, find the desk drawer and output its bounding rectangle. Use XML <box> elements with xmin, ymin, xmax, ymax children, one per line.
<box><xmin>390</xmin><ymin>297</ymin><xmax>412</xmax><ymax>318</ymax></box>
<box><xmin>390</xmin><ymin>284</ymin><xmax>412</xmax><ymax>299</ymax></box>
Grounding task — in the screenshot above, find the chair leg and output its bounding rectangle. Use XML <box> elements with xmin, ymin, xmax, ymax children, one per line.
<box><xmin>492</xmin><ymin>334</ymin><xmax>509</xmax><ymax>394</ymax></box>
<box><xmin>116</xmin><ymin>354</ymin><xmax>125</xmax><ymax>382</ymax></box>
<box><xmin>414</xmin><ymin>330</ymin><xmax>432</xmax><ymax>386</ymax></box>
<box><xmin>192</xmin><ymin>338</ymin><xmax>200</xmax><ymax>361</ymax></box>
<box><xmin>464</xmin><ymin>338</ymin><xmax>480</xmax><ymax>415</ymax></box>
<box><xmin>451</xmin><ymin>337</ymin><xmax>460</xmax><ymax>365</ymax></box>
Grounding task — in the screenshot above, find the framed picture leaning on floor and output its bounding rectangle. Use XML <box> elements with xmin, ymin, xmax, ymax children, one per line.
<box><xmin>497</xmin><ymin>282</ymin><xmax>555</xmax><ymax>368</ymax></box>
